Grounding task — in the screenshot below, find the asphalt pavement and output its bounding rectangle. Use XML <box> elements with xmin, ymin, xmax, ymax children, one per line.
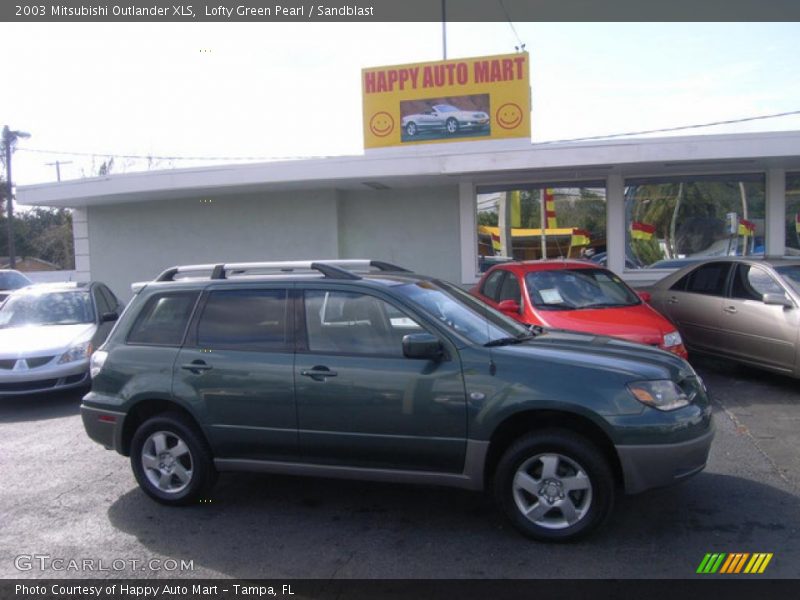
<box><xmin>1</xmin><ymin>357</ymin><xmax>798</xmax><ymax>580</ymax></box>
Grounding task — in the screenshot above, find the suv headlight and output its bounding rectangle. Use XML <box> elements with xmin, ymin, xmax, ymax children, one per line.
<box><xmin>663</xmin><ymin>331</ymin><xmax>683</xmax><ymax>347</ymax></box>
<box><xmin>89</xmin><ymin>350</ymin><xmax>108</xmax><ymax>379</ymax></box>
<box><xmin>628</xmin><ymin>380</ymin><xmax>690</xmax><ymax>411</ymax></box>
<box><xmin>58</xmin><ymin>340</ymin><xmax>93</xmax><ymax>364</ymax></box>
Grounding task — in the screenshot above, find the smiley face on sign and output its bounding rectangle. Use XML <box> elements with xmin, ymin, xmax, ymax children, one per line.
<box><xmin>495</xmin><ymin>103</ymin><xmax>524</xmax><ymax>130</ymax></box>
<box><xmin>369</xmin><ymin>112</ymin><xmax>395</xmax><ymax>137</ymax></box>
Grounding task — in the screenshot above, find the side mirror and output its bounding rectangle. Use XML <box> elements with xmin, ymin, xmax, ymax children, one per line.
<box><xmin>637</xmin><ymin>291</ymin><xmax>652</xmax><ymax>303</ymax></box>
<box><xmin>403</xmin><ymin>333</ymin><xmax>444</xmax><ymax>360</ymax></box>
<box><xmin>100</xmin><ymin>311</ymin><xmax>119</xmax><ymax>323</ymax></box>
<box><xmin>762</xmin><ymin>293</ymin><xmax>793</xmax><ymax>308</ymax></box>
<box><xmin>497</xmin><ymin>299</ymin><xmax>520</xmax><ymax>315</ymax></box>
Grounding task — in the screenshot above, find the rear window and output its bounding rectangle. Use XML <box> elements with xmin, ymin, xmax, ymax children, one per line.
<box><xmin>127</xmin><ymin>292</ymin><xmax>198</xmax><ymax>346</ymax></box>
<box><xmin>0</xmin><ymin>271</ymin><xmax>31</xmax><ymax>290</ymax></box>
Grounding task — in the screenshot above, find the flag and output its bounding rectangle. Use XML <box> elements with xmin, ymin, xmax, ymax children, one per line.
<box><xmin>543</xmin><ymin>189</ymin><xmax>557</xmax><ymax>228</ymax></box>
<box><xmin>570</xmin><ymin>228</ymin><xmax>591</xmax><ymax>247</ymax></box>
<box><xmin>738</xmin><ymin>219</ymin><xmax>755</xmax><ymax>237</ymax></box>
<box><xmin>510</xmin><ymin>191</ymin><xmax>521</xmax><ymax>228</ymax></box>
<box><xmin>631</xmin><ymin>221</ymin><xmax>656</xmax><ymax>240</ymax></box>
<box><xmin>491</xmin><ymin>232</ymin><xmax>502</xmax><ymax>253</ymax></box>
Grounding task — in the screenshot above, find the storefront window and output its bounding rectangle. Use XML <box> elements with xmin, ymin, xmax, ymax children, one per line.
<box><xmin>625</xmin><ymin>174</ymin><xmax>765</xmax><ymax>269</ymax></box>
<box><xmin>785</xmin><ymin>173</ymin><xmax>800</xmax><ymax>255</ymax></box>
<box><xmin>475</xmin><ymin>185</ymin><xmax>606</xmax><ymax>272</ymax></box>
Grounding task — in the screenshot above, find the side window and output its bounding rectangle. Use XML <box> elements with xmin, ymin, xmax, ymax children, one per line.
<box><xmin>304</xmin><ymin>291</ymin><xmax>424</xmax><ymax>356</ymax></box>
<box><xmin>196</xmin><ymin>289</ymin><xmax>289</xmax><ymax>352</ymax></box>
<box><xmin>127</xmin><ymin>292</ymin><xmax>199</xmax><ymax>346</ymax></box>
<box><xmin>481</xmin><ymin>270</ymin><xmax>506</xmax><ymax>300</ymax></box>
<box><xmin>669</xmin><ymin>273</ymin><xmax>690</xmax><ymax>292</ymax></box>
<box><xmin>683</xmin><ymin>263</ymin><xmax>731</xmax><ymax>297</ymax></box>
<box><xmin>99</xmin><ymin>286</ymin><xmax>120</xmax><ymax>311</ymax></box>
<box><xmin>731</xmin><ymin>264</ymin><xmax>784</xmax><ymax>301</ymax></box>
<box><xmin>94</xmin><ymin>289</ymin><xmax>111</xmax><ymax>315</ymax></box>
<box><xmin>497</xmin><ymin>273</ymin><xmax>521</xmax><ymax>304</ymax></box>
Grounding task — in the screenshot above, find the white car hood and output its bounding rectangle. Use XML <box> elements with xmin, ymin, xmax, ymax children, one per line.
<box><xmin>0</xmin><ymin>323</ymin><xmax>96</xmax><ymax>358</ymax></box>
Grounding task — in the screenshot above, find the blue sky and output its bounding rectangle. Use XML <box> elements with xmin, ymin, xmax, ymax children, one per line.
<box><xmin>4</xmin><ymin>21</ymin><xmax>800</xmax><ymax>186</ymax></box>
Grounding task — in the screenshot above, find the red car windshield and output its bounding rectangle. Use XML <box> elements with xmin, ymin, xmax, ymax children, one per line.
<box><xmin>524</xmin><ymin>269</ymin><xmax>640</xmax><ymax>310</ymax></box>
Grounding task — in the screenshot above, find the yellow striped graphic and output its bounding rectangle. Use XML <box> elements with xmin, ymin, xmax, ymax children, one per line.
<box><xmin>744</xmin><ymin>553</ymin><xmax>773</xmax><ymax>574</ymax></box>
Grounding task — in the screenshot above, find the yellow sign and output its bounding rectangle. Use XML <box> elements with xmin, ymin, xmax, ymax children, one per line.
<box><xmin>362</xmin><ymin>52</ymin><xmax>531</xmax><ymax>149</ymax></box>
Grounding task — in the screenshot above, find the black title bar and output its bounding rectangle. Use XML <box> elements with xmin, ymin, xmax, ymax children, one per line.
<box><xmin>4</xmin><ymin>0</ymin><xmax>800</xmax><ymax>22</ymax></box>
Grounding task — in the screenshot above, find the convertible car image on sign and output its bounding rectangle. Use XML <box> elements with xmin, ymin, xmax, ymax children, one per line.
<box><xmin>400</xmin><ymin>95</ymin><xmax>491</xmax><ymax>142</ymax></box>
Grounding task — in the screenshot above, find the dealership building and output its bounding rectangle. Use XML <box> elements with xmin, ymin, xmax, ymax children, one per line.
<box><xmin>17</xmin><ymin>130</ymin><xmax>800</xmax><ymax>299</ymax></box>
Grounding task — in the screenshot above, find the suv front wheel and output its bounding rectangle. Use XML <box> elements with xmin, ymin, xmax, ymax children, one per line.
<box><xmin>494</xmin><ymin>429</ymin><xmax>615</xmax><ymax>541</ymax></box>
<box><xmin>130</xmin><ymin>412</ymin><xmax>217</xmax><ymax>505</ymax></box>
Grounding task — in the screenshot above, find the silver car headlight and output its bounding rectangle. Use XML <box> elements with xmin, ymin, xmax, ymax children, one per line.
<box><xmin>58</xmin><ymin>340</ymin><xmax>93</xmax><ymax>364</ymax></box>
<box><xmin>663</xmin><ymin>331</ymin><xmax>683</xmax><ymax>347</ymax></box>
<box><xmin>627</xmin><ymin>380</ymin><xmax>690</xmax><ymax>411</ymax></box>
<box><xmin>89</xmin><ymin>350</ymin><xmax>108</xmax><ymax>379</ymax></box>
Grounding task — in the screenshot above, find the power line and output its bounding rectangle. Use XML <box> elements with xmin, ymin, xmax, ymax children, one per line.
<box><xmin>534</xmin><ymin>109</ymin><xmax>800</xmax><ymax>145</ymax></box>
<box><xmin>18</xmin><ymin>147</ymin><xmax>327</xmax><ymax>162</ymax></box>
<box><xmin>15</xmin><ymin>109</ymin><xmax>800</xmax><ymax>164</ymax></box>
<box><xmin>498</xmin><ymin>0</ymin><xmax>525</xmax><ymax>51</ymax></box>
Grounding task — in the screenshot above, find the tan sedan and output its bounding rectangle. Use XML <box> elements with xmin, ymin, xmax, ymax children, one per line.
<box><xmin>648</xmin><ymin>257</ymin><xmax>800</xmax><ymax>377</ymax></box>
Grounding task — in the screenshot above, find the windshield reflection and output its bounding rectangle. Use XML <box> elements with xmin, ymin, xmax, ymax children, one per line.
<box><xmin>0</xmin><ymin>291</ymin><xmax>95</xmax><ymax>328</ymax></box>
<box><xmin>395</xmin><ymin>280</ymin><xmax>528</xmax><ymax>345</ymax></box>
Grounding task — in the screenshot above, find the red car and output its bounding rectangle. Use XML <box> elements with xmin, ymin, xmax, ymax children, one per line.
<box><xmin>471</xmin><ymin>260</ymin><xmax>688</xmax><ymax>359</ymax></box>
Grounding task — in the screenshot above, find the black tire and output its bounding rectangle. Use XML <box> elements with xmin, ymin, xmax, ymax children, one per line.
<box><xmin>130</xmin><ymin>411</ymin><xmax>217</xmax><ymax>506</ymax></box>
<box><xmin>445</xmin><ymin>118</ymin><xmax>459</xmax><ymax>135</ymax></box>
<box><xmin>493</xmin><ymin>429</ymin><xmax>615</xmax><ymax>542</ymax></box>
<box><xmin>405</xmin><ymin>122</ymin><xmax>417</xmax><ymax>136</ymax></box>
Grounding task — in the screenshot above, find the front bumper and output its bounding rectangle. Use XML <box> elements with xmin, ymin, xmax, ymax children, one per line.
<box><xmin>0</xmin><ymin>359</ymin><xmax>89</xmax><ymax>396</ymax></box>
<box><xmin>616</xmin><ymin>423</ymin><xmax>715</xmax><ymax>494</ymax></box>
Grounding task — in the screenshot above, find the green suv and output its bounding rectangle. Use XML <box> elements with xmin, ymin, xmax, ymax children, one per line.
<box><xmin>82</xmin><ymin>260</ymin><xmax>713</xmax><ymax>541</ymax></box>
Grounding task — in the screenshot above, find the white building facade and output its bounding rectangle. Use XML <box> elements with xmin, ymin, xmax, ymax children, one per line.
<box><xmin>18</xmin><ymin>131</ymin><xmax>800</xmax><ymax>299</ymax></box>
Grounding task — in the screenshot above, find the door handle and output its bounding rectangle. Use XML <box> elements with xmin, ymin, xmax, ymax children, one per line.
<box><xmin>667</xmin><ymin>296</ymin><xmax>678</xmax><ymax>304</ymax></box>
<box><xmin>181</xmin><ymin>360</ymin><xmax>213</xmax><ymax>374</ymax></box>
<box><xmin>723</xmin><ymin>306</ymin><xmax>738</xmax><ymax>314</ymax></box>
<box><xmin>301</xmin><ymin>366</ymin><xmax>338</xmax><ymax>381</ymax></box>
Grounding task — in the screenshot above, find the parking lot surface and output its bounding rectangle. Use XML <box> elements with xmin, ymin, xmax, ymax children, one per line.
<box><xmin>1</xmin><ymin>356</ymin><xmax>799</xmax><ymax>579</ymax></box>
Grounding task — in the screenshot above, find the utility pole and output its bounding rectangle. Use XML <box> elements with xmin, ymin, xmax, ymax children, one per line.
<box><xmin>2</xmin><ymin>126</ymin><xmax>31</xmax><ymax>270</ymax></box>
<box><xmin>45</xmin><ymin>160</ymin><xmax>72</xmax><ymax>182</ymax></box>
<box><xmin>441</xmin><ymin>0</ymin><xmax>447</xmax><ymax>59</ymax></box>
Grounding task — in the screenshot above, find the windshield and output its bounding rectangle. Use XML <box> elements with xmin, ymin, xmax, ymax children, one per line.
<box><xmin>0</xmin><ymin>271</ymin><xmax>31</xmax><ymax>290</ymax></box>
<box><xmin>394</xmin><ymin>279</ymin><xmax>529</xmax><ymax>345</ymax></box>
<box><xmin>525</xmin><ymin>268</ymin><xmax>640</xmax><ymax>310</ymax></box>
<box><xmin>435</xmin><ymin>105</ymin><xmax>458</xmax><ymax>112</ymax></box>
<box><xmin>0</xmin><ymin>291</ymin><xmax>95</xmax><ymax>328</ymax></box>
<box><xmin>775</xmin><ymin>265</ymin><xmax>800</xmax><ymax>296</ymax></box>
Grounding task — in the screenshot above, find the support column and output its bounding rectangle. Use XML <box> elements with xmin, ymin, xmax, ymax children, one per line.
<box><xmin>72</xmin><ymin>207</ymin><xmax>91</xmax><ymax>282</ymax></box>
<box><xmin>765</xmin><ymin>169</ymin><xmax>786</xmax><ymax>256</ymax></box>
<box><xmin>606</xmin><ymin>173</ymin><xmax>626</xmax><ymax>274</ymax></box>
<box><xmin>459</xmin><ymin>180</ymin><xmax>477</xmax><ymax>285</ymax></box>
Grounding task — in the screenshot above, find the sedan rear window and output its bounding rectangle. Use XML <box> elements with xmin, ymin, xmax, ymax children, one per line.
<box><xmin>0</xmin><ymin>271</ymin><xmax>31</xmax><ymax>290</ymax></box>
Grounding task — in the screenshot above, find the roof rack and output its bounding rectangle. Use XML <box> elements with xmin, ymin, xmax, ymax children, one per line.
<box><xmin>154</xmin><ymin>259</ymin><xmax>411</xmax><ymax>282</ymax></box>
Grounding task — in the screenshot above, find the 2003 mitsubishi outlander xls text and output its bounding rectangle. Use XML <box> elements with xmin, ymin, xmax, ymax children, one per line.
<box><xmin>81</xmin><ymin>260</ymin><xmax>714</xmax><ymax>541</ymax></box>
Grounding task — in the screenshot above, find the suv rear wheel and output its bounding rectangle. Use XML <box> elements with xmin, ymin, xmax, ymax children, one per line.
<box><xmin>494</xmin><ymin>429</ymin><xmax>614</xmax><ymax>541</ymax></box>
<box><xmin>130</xmin><ymin>412</ymin><xmax>217</xmax><ymax>505</ymax></box>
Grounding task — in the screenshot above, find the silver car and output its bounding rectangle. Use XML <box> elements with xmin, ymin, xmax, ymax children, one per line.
<box><xmin>0</xmin><ymin>269</ymin><xmax>32</xmax><ymax>303</ymax></box>
<box><xmin>402</xmin><ymin>104</ymin><xmax>490</xmax><ymax>137</ymax></box>
<box><xmin>0</xmin><ymin>282</ymin><xmax>122</xmax><ymax>396</ymax></box>
<box><xmin>648</xmin><ymin>257</ymin><xmax>800</xmax><ymax>377</ymax></box>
